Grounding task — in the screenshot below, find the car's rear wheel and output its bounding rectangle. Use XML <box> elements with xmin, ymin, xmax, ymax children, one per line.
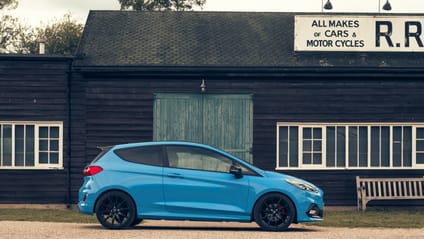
<box><xmin>95</xmin><ymin>191</ymin><xmax>136</xmax><ymax>229</ymax></box>
<box><xmin>253</xmin><ymin>193</ymin><xmax>295</xmax><ymax>231</ymax></box>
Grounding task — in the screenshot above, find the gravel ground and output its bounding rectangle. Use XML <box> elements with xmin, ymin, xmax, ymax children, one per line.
<box><xmin>2</xmin><ymin>220</ymin><xmax>423</xmax><ymax>239</ymax></box>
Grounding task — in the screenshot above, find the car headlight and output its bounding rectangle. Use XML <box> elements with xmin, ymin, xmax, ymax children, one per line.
<box><xmin>286</xmin><ymin>179</ymin><xmax>319</xmax><ymax>193</ymax></box>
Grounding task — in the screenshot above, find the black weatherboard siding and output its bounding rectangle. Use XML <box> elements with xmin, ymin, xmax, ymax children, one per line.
<box><xmin>0</xmin><ymin>56</ymin><xmax>72</xmax><ymax>203</ymax></box>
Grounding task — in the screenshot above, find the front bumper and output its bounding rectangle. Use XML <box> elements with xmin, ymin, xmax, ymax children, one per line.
<box><xmin>295</xmin><ymin>190</ymin><xmax>324</xmax><ymax>223</ymax></box>
<box><xmin>306</xmin><ymin>203</ymin><xmax>323</xmax><ymax>219</ymax></box>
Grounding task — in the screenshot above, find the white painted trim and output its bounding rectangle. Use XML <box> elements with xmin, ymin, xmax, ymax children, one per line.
<box><xmin>0</xmin><ymin>122</ymin><xmax>64</xmax><ymax>170</ymax></box>
<box><xmin>276</xmin><ymin>122</ymin><xmax>424</xmax><ymax>170</ymax></box>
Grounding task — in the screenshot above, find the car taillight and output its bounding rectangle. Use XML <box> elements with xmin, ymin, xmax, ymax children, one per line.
<box><xmin>83</xmin><ymin>166</ymin><xmax>103</xmax><ymax>176</ymax></box>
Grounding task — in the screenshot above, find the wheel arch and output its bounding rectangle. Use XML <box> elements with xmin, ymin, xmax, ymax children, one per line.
<box><xmin>251</xmin><ymin>191</ymin><xmax>298</xmax><ymax>223</ymax></box>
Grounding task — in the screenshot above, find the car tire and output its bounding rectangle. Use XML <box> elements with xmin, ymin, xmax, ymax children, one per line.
<box><xmin>253</xmin><ymin>193</ymin><xmax>295</xmax><ymax>231</ymax></box>
<box><xmin>95</xmin><ymin>191</ymin><xmax>136</xmax><ymax>229</ymax></box>
<box><xmin>132</xmin><ymin>218</ymin><xmax>143</xmax><ymax>226</ymax></box>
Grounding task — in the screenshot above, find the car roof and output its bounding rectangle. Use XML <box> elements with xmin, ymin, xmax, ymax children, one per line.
<box><xmin>111</xmin><ymin>141</ymin><xmax>212</xmax><ymax>150</ymax></box>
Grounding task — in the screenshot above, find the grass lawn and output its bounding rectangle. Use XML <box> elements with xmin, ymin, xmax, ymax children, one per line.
<box><xmin>0</xmin><ymin>208</ymin><xmax>97</xmax><ymax>224</ymax></box>
<box><xmin>310</xmin><ymin>208</ymin><xmax>424</xmax><ymax>228</ymax></box>
<box><xmin>0</xmin><ymin>208</ymin><xmax>423</xmax><ymax>228</ymax></box>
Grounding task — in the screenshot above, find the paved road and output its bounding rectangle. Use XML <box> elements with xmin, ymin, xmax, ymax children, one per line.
<box><xmin>2</xmin><ymin>220</ymin><xmax>423</xmax><ymax>239</ymax></box>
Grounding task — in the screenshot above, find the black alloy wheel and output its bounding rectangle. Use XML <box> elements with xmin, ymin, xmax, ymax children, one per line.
<box><xmin>253</xmin><ymin>193</ymin><xmax>295</xmax><ymax>231</ymax></box>
<box><xmin>95</xmin><ymin>191</ymin><xmax>136</xmax><ymax>229</ymax></box>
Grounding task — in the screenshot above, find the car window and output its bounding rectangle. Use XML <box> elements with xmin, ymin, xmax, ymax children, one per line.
<box><xmin>114</xmin><ymin>146</ymin><xmax>163</xmax><ymax>166</ymax></box>
<box><xmin>166</xmin><ymin>146</ymin><xmax>234</xmax><ymax>173</ymax></box>
<box><xmin>91</xmin><ymin>146</ymin><xmax>112</xmax><ymax>163</ymax></box>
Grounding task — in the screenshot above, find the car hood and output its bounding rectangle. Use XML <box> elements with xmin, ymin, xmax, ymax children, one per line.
<box><xmin>263</xmin><ymin>170</ymin><xmax>319</xmax><ymax>187</ymax></box>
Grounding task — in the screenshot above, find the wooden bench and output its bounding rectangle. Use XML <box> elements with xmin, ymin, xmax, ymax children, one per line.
<box><xmin>356</xmin><ymin>176</ymin><xmax>424</xmax><ymax>211</ymax></box>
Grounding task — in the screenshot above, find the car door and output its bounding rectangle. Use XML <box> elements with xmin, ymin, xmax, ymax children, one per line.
<box><xmin>162</xmin><ymin>145</ymin><xmax>251</xmax><ymax>221</ymax></box>
<box><xmin>113</xmin><ymin>145</ymin><xmax>165</xmax><ymax>217</ymax></box>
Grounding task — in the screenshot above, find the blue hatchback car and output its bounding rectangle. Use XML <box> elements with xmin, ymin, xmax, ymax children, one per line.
<box><xmin>78</xmin><ymin>142</ymin><xmax>324</xmax><ymax>231</ymax></box>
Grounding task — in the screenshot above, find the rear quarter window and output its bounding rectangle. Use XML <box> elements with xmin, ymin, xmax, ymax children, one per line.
<box><xmin>114</xmin><ymin>146</ymin><xmax>163</xmax><ymax>167</ymax></box>
<box><xmin>91</xmin><ymin>146</ymin><xmax>113</xmax><ymax>163</ymax></box>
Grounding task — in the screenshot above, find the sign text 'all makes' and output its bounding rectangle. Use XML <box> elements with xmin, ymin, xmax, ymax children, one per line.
<box><xmin>295</xmin><ymin>15</ymin><xmax>424</xmax><ymax>52</ymax></box>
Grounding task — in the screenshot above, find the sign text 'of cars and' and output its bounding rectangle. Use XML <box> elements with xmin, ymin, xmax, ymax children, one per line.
<box><xmin>295</xmin><ymin>16</ymin><xmax>424</xmax><ymax>52</ymax></box>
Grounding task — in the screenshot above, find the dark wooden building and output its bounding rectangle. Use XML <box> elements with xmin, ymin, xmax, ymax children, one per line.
<box><xmin>0</xmin><ymin>56</ymin><xmax>72</xmax><ymax>203</ymax></box>
<box><xmin>1</xmin><ymin>11</ymin><xmax>424</xmax><ymax>206</ymax></box>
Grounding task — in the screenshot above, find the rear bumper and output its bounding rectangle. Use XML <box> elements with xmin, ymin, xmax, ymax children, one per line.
<box><xmin>78</xmin><ymin>186</ymin><xmax>95</xmax><ymax>215</ymax></box>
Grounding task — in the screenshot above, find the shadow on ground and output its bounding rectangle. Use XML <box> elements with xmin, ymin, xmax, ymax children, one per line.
<box><xmin>81</xmin><ymin>224</ymin><xmax>320</xmax><ymax>232</ymax></box>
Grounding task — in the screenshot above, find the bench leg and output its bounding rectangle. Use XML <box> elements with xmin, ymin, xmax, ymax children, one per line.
<box><xmin>357</xmin><ymin>188</ymin><xmax>367</xmax><ymax>211</ymax></box>
<box><xmin>361</xmin><ymin>197</ymin><xmax>367</xmax><ymax>211</ymax></box>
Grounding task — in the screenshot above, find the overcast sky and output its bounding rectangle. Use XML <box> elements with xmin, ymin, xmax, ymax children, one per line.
<box><xmin>4</xmin><ymin>0</ymin><xmax>424</xmax><ymax>26</ymax></box>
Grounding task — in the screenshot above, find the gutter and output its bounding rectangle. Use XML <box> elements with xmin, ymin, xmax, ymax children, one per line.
<box><xmin>72</xmin><ymin>65</ymin><xmax>424</xmax><ymax>78</ymax></box>
<box><xmin>66</xmin><ymin>59</ymin><xmax>73</xmax><ymax>208</ymax></box>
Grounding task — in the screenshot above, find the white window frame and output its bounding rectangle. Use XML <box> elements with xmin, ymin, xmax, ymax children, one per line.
<box><xmin>299</xmin><ymin>125</ymin><xmax>325</xmax><ymax>169</ymax></box>
<box><xmin>276</xmin><ymin>122</ymin><xmax>424</xmax><ymax>170</ymax></box>
<box><xmin>0</xmin><ymin>121</ymin><xmax>63</xmax><ymax>170</ymax></box>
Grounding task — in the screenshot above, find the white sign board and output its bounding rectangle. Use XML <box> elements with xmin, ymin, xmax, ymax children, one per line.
<box><xmin>295</xmin><ymin>15</ymin><xmax>424</xmax><ymax>52</ymax></box>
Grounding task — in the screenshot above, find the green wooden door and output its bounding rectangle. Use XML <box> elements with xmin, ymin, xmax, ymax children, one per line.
<box><xmin>153</xmin><ymin>94</ymin><xmax>203</xmax><ymax>143</ymax></box>
<box><xmin>154</xmin><ymin>93</ymin><xmax>253</xmax><ymax>163</ymax></box>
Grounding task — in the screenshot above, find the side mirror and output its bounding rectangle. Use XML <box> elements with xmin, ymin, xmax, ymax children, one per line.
<box><xmin>230</xmin><ymin>165</ymin><xmax>243</xmax><ymax>179</ymax></box>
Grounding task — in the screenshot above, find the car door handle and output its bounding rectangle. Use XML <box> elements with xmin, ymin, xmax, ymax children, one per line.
<box><xmin>166</xmin><ymin>173</ymin><xmax>184</xmax><ymax>179</ymax></box>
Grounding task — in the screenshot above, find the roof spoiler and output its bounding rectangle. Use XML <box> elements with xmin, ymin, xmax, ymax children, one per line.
<box><xmin>97</xmin><ymin>145</ymin><xmax>113</xmax><ymax>151</ymax></box>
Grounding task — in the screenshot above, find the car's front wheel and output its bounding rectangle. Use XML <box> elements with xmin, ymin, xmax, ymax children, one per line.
<box><xmin>253</xmin><ymin>193</ymin><xmax>295</xmax><ymax>231</ymax></box>
<box><xmin>95</xmin><ymin>191</ymin><xmax>136</xmax><ymax>229</ymax></box>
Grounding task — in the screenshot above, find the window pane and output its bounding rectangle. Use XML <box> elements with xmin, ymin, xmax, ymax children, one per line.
<box><xmin>313</xmin><ymin>141</ymin><xmax>322</xmax><ymax>152</ymax></box>
<box><xmin>39</xmin><ymin>140</ymin><xmax>49</xmax><ymax>151</ymax></box>
<box><xmin>50</xmin><ymin>153</ymin><xmax>59</xmax><ymax>164</ymax></box>
<box><xmin>303</xmin><ymin>153</ymin><xmax>312</xmax><ymax>164</ymax></box>
<box><xmin>303</xmin><ymin>128</ymin><xmax>311</xmax><ymax>138</ymax></box>
<box><xmin>416</xmin><ymin>140</ymin><xmax>424</xmax><ymax>151</ymax></box>
<box><xmin>416</xmin><ymin>128</ymin><xmax>424</xmax><ymax>138</ymax></box>
<box><xmin>26</xmin><ymin>125</ymin><xmax>35</xmax><ymax>166</ymax></box>
<box><xmin>303</xmin><ymin>140</ymin><xmax>312</xmax><ymax>151</ymax></box>
<box><xmin>381</xmin><ymin>127</ymin><xmax>390</xmax><ymax>167</ymax></box>
<box><xmin>349</xmin><ymin>127</ymin><xmax>358</xmax><ymax>167</ymax></box>
<box><xmin>393</xmin><ymin>127</ymin><xmax>402</xmax><ymax>167</ymax></box>
<box><xmin>403</xmin><ymin>127</ymin><xmax>412</xmax><ymax>167</ymax></box>
<box><xmin>313</xmin><ymin>153</ymin><xmax>322</xmax><ymax>164</ymax></box>
<box><xmin>2</xmin><ymin>125</ymin><xmax>12</xmax><ymax>166</ymax></box>
<box><xmin>50</xmin><ymin>140</ymin><xmax>59</xmax><ymax>151</ymax></box>
<box><xmin>279</xmin><ymin>127</ymin><xmax>288</xmax><ymax>167</ymax></box>
<box><xmin>0</xmin><ymin>126</ymin><xmax>2</xmax><ymax>165</ymax></box>
<box><xmin>39</xmin><ymin>152</ymin><xmax>48</xmax><ymax>164</ymax></box>
<box><xmin>50</xmin><ymin>127</ymin><xmax>59</xmax><ymax>138</ymax></box>
<box><xmin>371</xmin><ymin>126</ymin><xmax>380</xmax><ymax>167</ymax></box>
<box><xmin>337</xmin><ymin>127</ymin><xmax>346</xmax><ymax>167</ymax></box>
<box><xmin>15</xmin><ymin>125</ymin><xmax>25</xmax><ymax>166</ymax></box>
<box><xmin>359</xmin><ymin>127</ymin><xmax>368</xmax><ymax>167</ymax></box>
<box><xmin>313</xmin><ymin>128</ymin><xmax>322</xmax><ymax>139</ymax></box>
<box><xmin>39</xmin><ymin>127</ymin><xmax>49</xmax><ymax>138</ymax></box>
<box><xmin>326</xmin><ymin>127</ymin><xmax>335</xmax><ymax>167</ymax></box>
<box><xmin>416</xmin><ymin>153</ymin><xmax>424</xmax><ymax>164</ymax></box>
<box><xmin>289</xmin><ymin>127</ymin><xmax>299</xmax><ymax>167</ymax></box>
